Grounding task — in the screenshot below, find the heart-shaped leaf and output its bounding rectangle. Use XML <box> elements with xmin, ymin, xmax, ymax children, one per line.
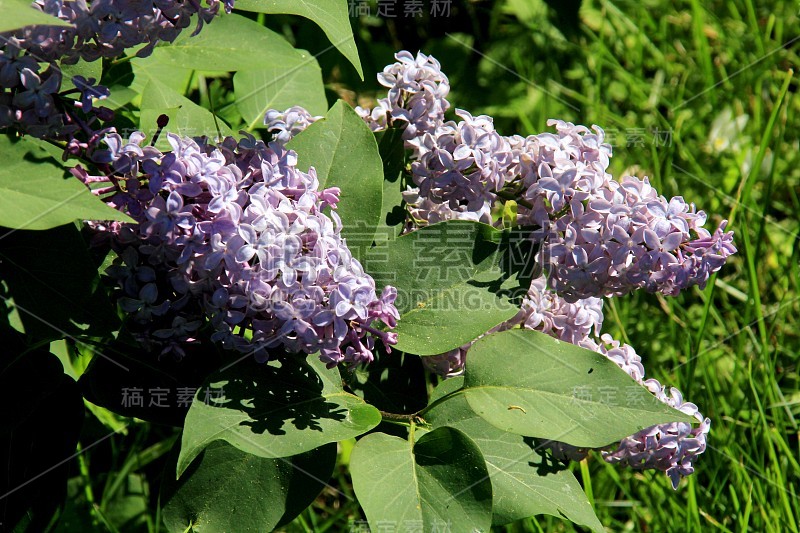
<box><xmin>425</xmin><ymin>377</ymin><xmax>603</xmax><ymax>530</ymax></box>
<box><xmin>350</xmin><ymin>427</ymin><xmax>492</xmax><ymax>532</ymax></box>
<box><xmin>462</xmin><ymin>329</ymin><xmax>696</xmax><ymax>447</ymax></box>
<box><xmin>177</xmin><ymin>354</ymin><xmax>381</xmax><ymax>476</ymax></box>
<box><xmin>163</xmin><ymin>441</ymin><xmax>336</xmax><ymax>532</ymax></box>
<box><xmin>362</xmin><ymin>220</ymin><xmax>526</xmax><ymax>355</ymax></box>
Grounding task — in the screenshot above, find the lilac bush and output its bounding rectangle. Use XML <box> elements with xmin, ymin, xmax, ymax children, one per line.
<box><xmin>0</xmin><ymin>0</ymin><xmax>754</xmax><ymax>525</ymax></box>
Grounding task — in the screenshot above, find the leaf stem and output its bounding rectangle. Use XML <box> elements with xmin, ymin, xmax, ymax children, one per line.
<box><xmin>379</xmin><ymin>411</ymin><xmax>428</xmax><ymax>429</ymax></box>
<box><xmin>418</xmin><ymin>386</ymin><xmax>465</xmax><ymax>417</ymax></box>
<box><xmin>495</xmin><ymin>188</ymin><xmax>534</xmax><ymax>209</ymax></box>
<box><xmin>378</xmin><ymin>411</ymin><xmax>418</xmax><ymax>422</ymax></box>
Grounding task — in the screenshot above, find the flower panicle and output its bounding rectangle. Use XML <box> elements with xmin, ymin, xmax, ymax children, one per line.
<box><xmin>90</xmin><ymin>128</ymin><xmax>398</xmax><ymax>367</ymax></box>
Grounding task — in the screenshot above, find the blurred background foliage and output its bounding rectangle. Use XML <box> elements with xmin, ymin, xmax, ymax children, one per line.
<box><xmin>32</xmin><ymin>0</ymin><xmax>800</xmax><ymax>531</ymax></box>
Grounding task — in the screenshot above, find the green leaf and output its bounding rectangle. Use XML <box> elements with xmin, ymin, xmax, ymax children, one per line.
<box><xmin>100</xmin><ymin>61</ymin><xmax>140</xmax><ymax>110</ymax></box>
<box><xmin>130</xmin><ymin>54</ymin><xmax>192</xmax><ymax>95</ymax></box>
<box><xmin>233</xmin><ymin>63</ymin><xmax>327</xmax><ymax>131</ymax></box>
<box><xmin>362</xmin><ymin>220</ymin><xmax>525</xmax><ymax>355</ymax></box>
<box><xmin>102</xmin><ymin>474</ymin><xmax>150</xmax><ymax>531</ymax></box>
<box><xmin>233</xmin><ymin>0</ymin><xmax>363</xmax><ymax>78</ymax></box>
<box><xmin>162</xmin><ymin>441</ymin><xmax>335</xmax><ymax>532</ymax></box>
<box><xmin>350</xmin><ymin>427</ymin><xmax>493</xmax><ymax>532</ymax></box>
<box><xmin>0</xmin><ymin>224</ymin><xmax>120</xmax><ymax>342</ymax></box>
<box><xmin>287</xmin><ymin>100</ymin><xmax>383</xmax><ymax>262</ymax></box>
<box><xmin>374</xmin><ymin>127</ymin><xmax>407</xmax><ymax>243</ymax></box>
<box><xmin>139</xmin><ymin>79</ymin><xmax>234</xmax><ymax>150</ymax></box>
<box><xmin>177</xmin><ymin>355</ymin><xmax>381</xmax><ymax>476</ymax></box>
<box><xmin>0</xmin><ymin>135</ymin><xmax>133</xmax><ymax>230</ymax></box>
<box><xmin>462</xmin><ymin>329</ymin><xmax>696</xmax><ymax>447</ymax></box>
<box><xmin>0</xmin><ymin>0</ymin><xmax>72</xmax><ymax>32</ymax></box>
<box><xmin>146</xmin><ymin>13</ymin><xmax>311</xmax><ymax>72</ymax></box>
<box><xmin>425</xmin><ymin>377</ymin><xmax>603</xmax><ymax>530</ymax></box>
<box><xmin>59</xmin><ymin>59</ymin><xmax>103</xmax><ymax>92</ymax></box>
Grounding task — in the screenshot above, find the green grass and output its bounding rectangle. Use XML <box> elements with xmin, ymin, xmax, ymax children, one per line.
<box><xmin>55</xmin><ymin>0</ymin><xmax>800</xmax><ymax>531</ymax></box>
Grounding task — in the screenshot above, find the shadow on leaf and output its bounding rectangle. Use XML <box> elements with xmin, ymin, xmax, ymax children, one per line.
<box><xmin>523</xmin><ymin>436</ymin><xmax>576</xmax><ymax>476</ymax></box>
<box><xmin>204</xmin><ymin>357</ymin><xmax>348</xmax><ymax>437</ymax></box>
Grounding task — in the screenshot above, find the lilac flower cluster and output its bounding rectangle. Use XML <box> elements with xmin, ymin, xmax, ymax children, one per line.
<box><xmin>355</xmin><ymin>52</ymin><xmax>511</xmax><ymax>225</ymax></box>
<box><xmin>0</xmin><ymin>0</ymin><xmax>231</xmax><ymax>152</ymax></box>
<box><xmin>603</xmin><ymin>375</ymin><xmax>711</xmax><ymax>489</ymax></box>
<box><xmin>4</xmin><ymin>0</ymin><xmax>233</xmax><ymax>64</ymax></box>
<box><xmin>351</xmin><ymin>51</ymin><xmax>736</xmax><ymax>300</ymax></box>
<box><xmin>356</xmin><ymin>50</ymin><xmax>450</xmax><ymax>143</ymax></box>
<box><xmin>405</xmin><ymin>110</ymin><xmax>515</xmax><ymax>224</ymax></box>
<box><xmin>0</xmin><ymin>40</ymin><xmax>112</xmax><ymax>143</ymax></box>
<box><xmin>82</xmin><ymin>130</ymin><xmax>399</xmax><ymax>366</ymax></box>
<box><xmin>515</xmin><ymin>275</ymin><xmax>605</xmax><ymax>346</ymax></box>
<box><xmin>513</xmin><ymin>120</ymin><xmax>737</xmax><ymax>301</ymax></box>
<box><xmin>526</xmin><ymin>334</ymin><xmax>711</xmax><ymax>486</ymax></box>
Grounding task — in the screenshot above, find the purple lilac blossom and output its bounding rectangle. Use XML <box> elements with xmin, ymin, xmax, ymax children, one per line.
<box><xmin>0</xmin><ymin>46</ymin><xmax>109</xmax><ymax>148</ymax></box>
<box><xmin>513</xmin><ymin>120</ymin><xmax>736</xmax><ymax>301</ymax></box>
<box><xmin>3</xmin><ymin>0</ymin><xmax>233</xmax><ymax>64</ymax></box>
<box><xmin>603</xmin><ymin>377</ymin><xmax>711</xmax><ymax>490</ymax></box>
<box><xmin>0</xmin><ymin>0</ymin><xmax>230</xmax><ymax>149</ymax></box>
<box><xmin>590</xmin><ymin>333</ymin><xmax>711</xmax><ymax>489</ymax></box>
<box><xmin>263</xmin><ymin>106</ymin><xmax>323</xmax><ymax>144</ymax></box>
<box><xmin>82</xmin><ymin>130</ymin><xmax>399</xmax><ymax>366</ymax></box>
<box><xmin>264</xmin><ymin>50</ymin><xmax>450</xmax><ymax>153</ymax></box>
<box><xmin>514</xmin><ymin>275</ymin><xmax>605</xmax><ymax>346</ymax></box>
<box><xmin>401</xmin><ymin>187</ymin><xmax>492</xmax><ymax>226</ymax></box>
<box><xmin>405</xmin><ymin>109</ymin><xmax>515</xmax><ymax>224</ymax></box>
<box><xmin>0</xmin><ymin>54</ymin><xmax>113</xmax><ymax>146</ymax></box>
<box><xmin>354</xmin><ymin>51</ymin><xmax>736</xmax><ymax>300</ymax></box>
<box><xmin>421</xmin><ymin>347</ymin><xmax>467</xmax><ymax>378</ymax></box>
<box><xmin>356</xmin><ymin>50</ymin><xmax>450</xmax><ymax>146</ymax></box>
